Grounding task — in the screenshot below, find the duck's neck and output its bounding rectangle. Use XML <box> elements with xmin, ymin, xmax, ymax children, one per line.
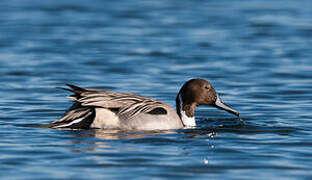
<box><xmin>176</xmin><ymin>93</ymin><xmax>196</xmax><ymax>127</ymax></box>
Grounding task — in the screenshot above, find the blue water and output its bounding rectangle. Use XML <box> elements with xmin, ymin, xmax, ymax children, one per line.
<box><xmin>1</xmin><ymin>0</ymin><xmax>312</xmax><ymax>179</ymax></box>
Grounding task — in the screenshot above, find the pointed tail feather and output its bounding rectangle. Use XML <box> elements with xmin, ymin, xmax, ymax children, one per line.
<box><xmin>66</xmin><ymin>84</ymin><xmax>87</xmax><ymax>93</ymax></box>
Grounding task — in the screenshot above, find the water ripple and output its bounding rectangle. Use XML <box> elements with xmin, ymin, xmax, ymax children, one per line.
<box><xmin>1</xmin><ymin>0</ymin><xmax>312</xmax><ymax>179</ymax></box>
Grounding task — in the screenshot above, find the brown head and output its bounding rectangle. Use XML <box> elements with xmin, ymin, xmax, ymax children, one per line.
<box><xmin>176</xmin><ymin>78</ymin><xmax>239</xmax><ymax>126</ymax></box>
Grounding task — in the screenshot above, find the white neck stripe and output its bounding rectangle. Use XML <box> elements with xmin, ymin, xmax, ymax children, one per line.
<box><xmin>178</xmin><ymin>93</ymin><xmax>196</xmax><ymax>127</ymax></box>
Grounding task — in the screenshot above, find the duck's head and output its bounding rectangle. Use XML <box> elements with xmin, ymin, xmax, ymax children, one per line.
<box><xmin>176</xmin><ymin>78</ymin><xmax>239</xmax><ymax>127</ymax></box>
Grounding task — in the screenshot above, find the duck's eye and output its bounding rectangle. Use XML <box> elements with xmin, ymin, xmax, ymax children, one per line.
<box><xmin>205</xmin><ymin>86</ymin><xmax>209</xmax><ymax>90</ymax></box>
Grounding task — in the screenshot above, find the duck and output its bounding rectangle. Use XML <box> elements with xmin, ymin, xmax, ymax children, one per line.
<box><xmin>47</xmin><ymin>78</ymin><xmax>239</xmax><ymax>130</ymax></box>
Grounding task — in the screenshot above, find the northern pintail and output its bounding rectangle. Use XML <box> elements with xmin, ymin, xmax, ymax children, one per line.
<box><xmin>47</xmin><ymin>78</ymin><xmax>239</xmax><ymax>130</ymax></box>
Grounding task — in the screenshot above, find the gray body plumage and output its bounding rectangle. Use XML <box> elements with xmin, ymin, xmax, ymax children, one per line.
<box><xmin>50</xmin><ymin>84</ymin><xmax>184</xmax><ymax>130</ymax></box>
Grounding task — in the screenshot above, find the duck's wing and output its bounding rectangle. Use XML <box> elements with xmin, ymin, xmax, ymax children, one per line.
<box><xmin>50</xmin><ymin>84</ymin><xmax>168</xmax><ymax>129</ymax></box>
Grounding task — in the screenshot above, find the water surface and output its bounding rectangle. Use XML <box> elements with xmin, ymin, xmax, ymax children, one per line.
<box><xmin>1</xmin><ymin>0</ymin><xmax>312</xmax><ymax>179</ymax></box>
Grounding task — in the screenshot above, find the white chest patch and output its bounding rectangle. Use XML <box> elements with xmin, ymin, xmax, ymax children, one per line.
<box><xmin>178</xmin><ymin>93</ymin><xmax>196</xmax><ymax>127</ymax></box>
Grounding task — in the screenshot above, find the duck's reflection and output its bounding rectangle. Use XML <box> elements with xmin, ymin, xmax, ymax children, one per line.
<box><xmin>68</xmin><ymin>129</ymin><xmax>182</xmax><ymax>152</ymax></box>
<box><xmin>67</xmin><ymin>127</ymin><xmax>218</xmax><ymax>153</ymax></box>
<box><xmin>71</xmin><ymin>127</ymin><xmax>218</xmax><ymax>141</ymax></box>
<box><xmin>88</xmin><ymin>129</ymin><xmax>176</xmax><ymax>139</ymax></box>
